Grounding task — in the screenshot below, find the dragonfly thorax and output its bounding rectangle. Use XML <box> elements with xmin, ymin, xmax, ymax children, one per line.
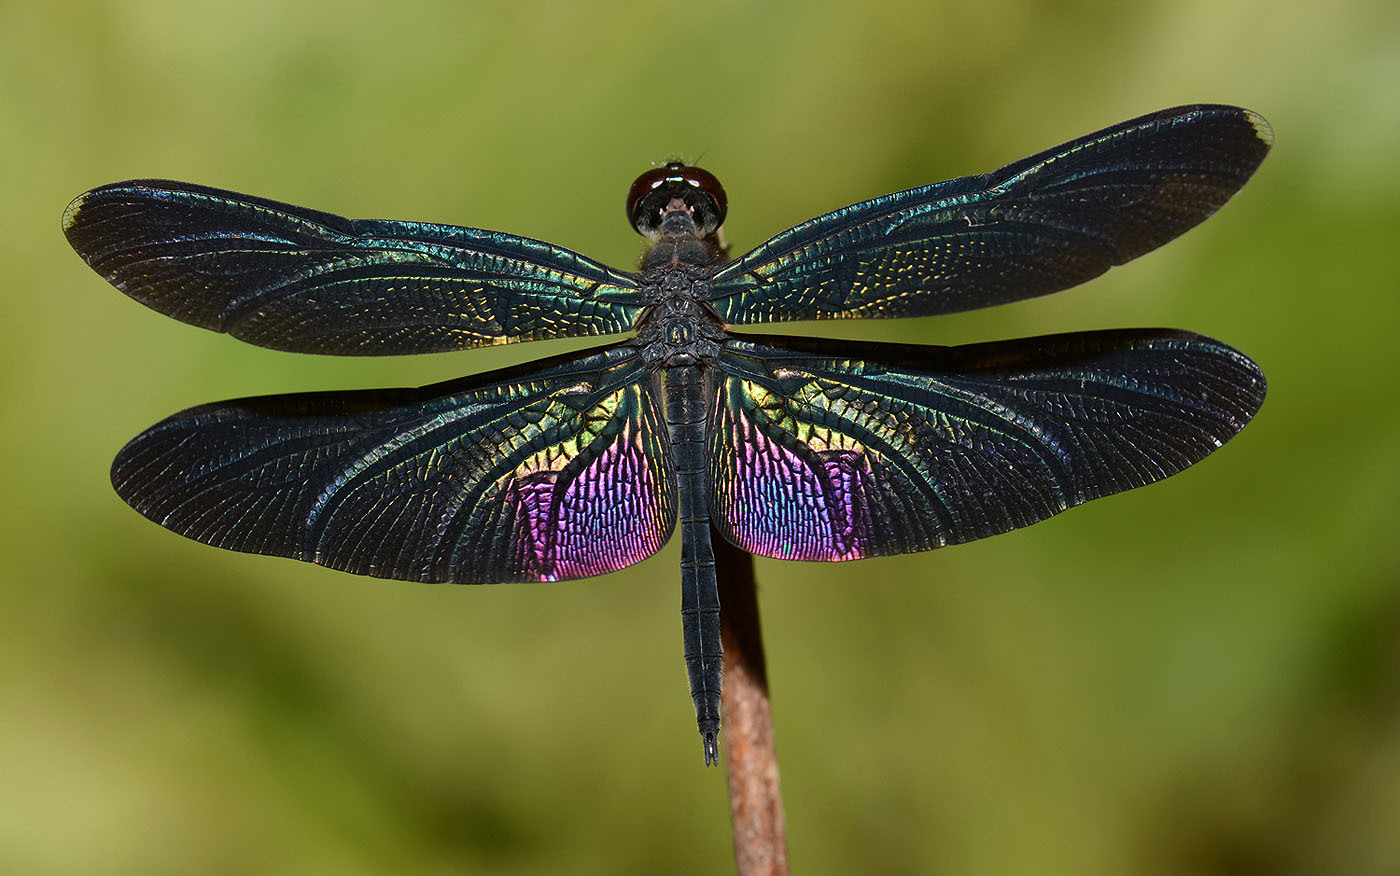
<box><xmin>634</xmin><ymin>285</ymin><xmax>725</xmax><ymax>368</ymax></box>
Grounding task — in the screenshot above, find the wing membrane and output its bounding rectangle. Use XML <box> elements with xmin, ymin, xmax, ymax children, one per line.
<box><xmin>709</xmin><ymin>331</ymin><xmax>1265</xmax><ymax>561</ymax></box>
<box><xmin>65</xmin><ymin>180</ymin><xmax>645</xmax><ymax>355</ymax></box>
<box><xmin>710</xmin><ymin>105</ymin><xmax>1271</xmax><ymax>325</ymax></box>
<box><xmin>111</xmin><ymin>344</ymin><xmax>675</xmax><ymax>583</ymax></box>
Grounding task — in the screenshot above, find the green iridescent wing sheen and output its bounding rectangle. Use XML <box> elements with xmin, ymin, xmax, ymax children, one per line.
<box><xmin>708</xmin><ymin>105</ymin><xmax>1272</xmax><ymax>325</ymax></box>
<box><xmin>64</xmin><ymin>180</ymin><xmax>645</xmax><ymax>355</ymax></box>
<box><xmin>111</xmin><ymin>344</ymin><xmax>676</xmax><ymax>583</ymax></box>
<box><xmin>708</xmin><ymin>331</ymin><xmax>1265</xmax><ymax>561</ymax></box>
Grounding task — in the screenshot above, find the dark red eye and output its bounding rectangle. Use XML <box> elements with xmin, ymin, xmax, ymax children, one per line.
<box><xmin>625</xmin><ymin>162</ymin><xmax>727</xmax><ymax>236</ymax></box>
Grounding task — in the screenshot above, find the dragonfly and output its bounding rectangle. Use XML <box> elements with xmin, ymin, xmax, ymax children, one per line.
<box><xmin>65</xmin><ymin>104</ymin><xmax>1271</xmax><ymax>765</ymax></box>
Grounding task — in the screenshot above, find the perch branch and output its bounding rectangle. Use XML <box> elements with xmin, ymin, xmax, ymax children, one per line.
<box><xmin>714</xmin><ymin>526</ymin><xmax>789</xmax><ymax>876</ymax></box>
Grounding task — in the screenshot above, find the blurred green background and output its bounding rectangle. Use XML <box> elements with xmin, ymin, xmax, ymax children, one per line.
<box><xmin>3</xmin><ymin>1</ymin><xmax>1397</xmax><ymax>873</ymax></box>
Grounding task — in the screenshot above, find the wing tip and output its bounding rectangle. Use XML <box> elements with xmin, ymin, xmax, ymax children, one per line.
<box><xmin>1239</xmin><ymin>348</ymin><xmax>1269</xmax><ymax>421</ymax></box>
<box><xmin>1151</xmin><ymin>104</ymin><xmax>1274</xmax><ymax>156</ymax></box>
<box><xmin>61</xmin><ymin>189</ymin><xmax>91</xmax><ymax>238</ymax></box>
<box><xmin>1241</xmin><ymin>108</ymin><xmax>1275</xmax><ymax>150</ymax></box>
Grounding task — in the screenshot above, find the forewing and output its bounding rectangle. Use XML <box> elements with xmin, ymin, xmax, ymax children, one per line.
<box><xmin>709</xmin><ymin>331</ymin><xmax>1265</xmax><ymax>561</ymax></box>
<box><xmin>111</xmin><ymin>344</ymin><xmax>675</xmax><ymax>583</ymax></box>
<box><xmin>65</xmin><ymin>180</ymin><xmax>645</xmax><ymax>354</ymax></box>
<box><xmin>710</xmin><ymin>105</ymin><xmax>1271</xmax><ymax>325</ymax></box>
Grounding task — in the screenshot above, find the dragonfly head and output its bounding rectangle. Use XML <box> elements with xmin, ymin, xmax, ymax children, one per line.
<box><xmin>626</xmin><ymin>162</ymin><xmax>727</xmax><ymax>239</ymax></box>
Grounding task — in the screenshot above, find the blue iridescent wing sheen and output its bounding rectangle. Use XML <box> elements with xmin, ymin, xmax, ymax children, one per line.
<box><xmin>110</xmin><ymin>344</ymin><xmax>676</xmax><ymax>583</ymax></box>
<box><xmin>708</xmin><ymin>105</ymin><xmax>1272</xmax><ymax>325</ymax></box>
<box><xmin>708</xmin><ymin>331</ymin><xmax>1264</xmax><ymax>561</ymax></box>
<box><xmin>64</xmin><ymin>180</ymin><xmax>645</xmax><ymax>355</ymax></box>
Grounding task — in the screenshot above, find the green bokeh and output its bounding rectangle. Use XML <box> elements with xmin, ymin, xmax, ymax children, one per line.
<box><xmin>3</xmin><ymin>1</ymin><xmax>1397</xmax><ymax>873</ymax></box>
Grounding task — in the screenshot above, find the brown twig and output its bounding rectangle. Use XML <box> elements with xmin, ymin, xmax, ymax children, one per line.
<box><xmin>714</xmin><ymin>526</ymin><xmax>790</xmax><ymax>876</ymax></box>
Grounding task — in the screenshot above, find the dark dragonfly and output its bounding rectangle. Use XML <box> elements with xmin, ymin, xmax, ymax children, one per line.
<box><xmin>66</xmin><ymin>105</ymin><xmax>1270</xmax><ymax>765</ymax></box>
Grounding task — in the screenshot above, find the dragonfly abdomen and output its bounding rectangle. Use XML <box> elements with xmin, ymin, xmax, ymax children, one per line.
<box><xmin>665</xmin><ymin>362</ymin><xmax>723</xmax><ymax>765</ymax></box>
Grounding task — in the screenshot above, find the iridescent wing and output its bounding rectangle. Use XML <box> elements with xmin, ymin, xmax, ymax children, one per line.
<box><xmin>111</xmin><ymin>344</ymin><xmax>675</xmax><ymax>583</ymax></box>
<box><xmin>709</xmin><ymin>105</ymin><xmax>1271</xmax><ymax>325</ymax></box>
<box><xmin>709</xmin><ymin>331</ymin><xmax>1264</xmax><ymax>561</ymax></box>
<box><xmin>64</xmin><ymin>180</ymin><xmax>645</xmax><ymax>355</ymax></box>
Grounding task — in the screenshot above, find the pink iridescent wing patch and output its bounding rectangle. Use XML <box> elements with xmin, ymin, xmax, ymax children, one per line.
<box><xmin>707</xmin><ymin>373</ymin><xmax>884</xmax><ymax>562</ymax></box>
<box><xmin>488</xmin><ymin>381</ymin><xmax>675</xmax><ymax>581</ymax></box>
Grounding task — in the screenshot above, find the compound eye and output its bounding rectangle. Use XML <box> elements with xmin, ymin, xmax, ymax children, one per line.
<box><xmin>626</xmin><ymin>162</ymin><xmax>728</xmax><ymax>236</ymax></box>
<box><xmin>625</xmin><ymin>163</ymin><xmax>680</xmax><ymax>231</ymax></box>
<box><xmin>677</xmin><ymin>166</ymin><xmax>727</xmax><ymax>225</ymax></box>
